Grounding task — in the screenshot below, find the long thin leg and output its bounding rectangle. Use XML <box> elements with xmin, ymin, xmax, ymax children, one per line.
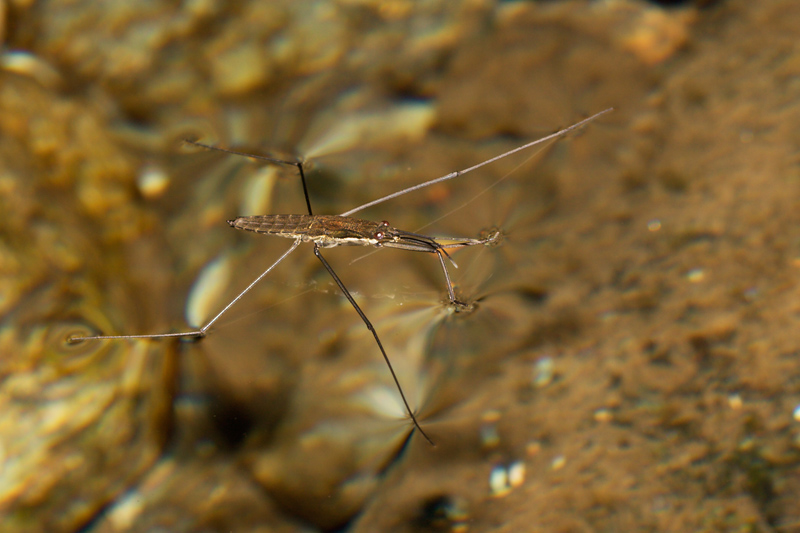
<box><xmin>183</xmin><ymin>140</ymin><xmax>314</xmax><ymax>217</ymax></box>
<box><xmin>340</xmin><ymin>108</ymin><xmax>613</xmax><ymax>217</ymax></box>
<box><xmin>313</xmin><ymin>244</ymin><xmax>434</xmax><ymax>446</ymax></box>
<box><xmin>435</xmin><ymin>249</ymin><xmax>459</xmax><ymax>304</ymax></box>
<box><xmin>69</xmin><ymin>149</ymin><xmax>316</xmax><ymax>345</ymax></box>
<box><xmin>68</xmin><ymin>240</ymin><xmax>302</xmax><ymax>342</ymax></box>
<box><xmin>431</xmin><ymin>230</ymin><xmax>501</xmax><ymax>306</ymax></box>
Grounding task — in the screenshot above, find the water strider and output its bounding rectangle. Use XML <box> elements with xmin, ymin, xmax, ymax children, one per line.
<box><xmin>69</xmin><ymin>108</ymin><xmax>612</xmax><ymax>445</ymax></box>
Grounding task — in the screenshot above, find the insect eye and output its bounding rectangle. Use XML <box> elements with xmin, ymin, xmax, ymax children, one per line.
<box><xmin>380</xmin><ymin>220</ymin><xmax>390</xmax><ymax>227</ymax></box>
<box><xmin>374</xmin><ymin>231</ymin><xmax>384</xmax><ymax>240</ymax></box>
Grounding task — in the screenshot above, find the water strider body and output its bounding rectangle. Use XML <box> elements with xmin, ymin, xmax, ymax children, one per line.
<box><xmin>228</xmin><ymin>214</ymin><xmax>499</xmax><ymax>304</ymax></box>
<box><xmin>229</xmin><ymin>214</ymin><xmax>444</xmax><ymax>247</ymax></box>
<box><xmin>69</xmin><ymin>108</ymin><xmax>612</xmax><ymax>445</ymax></box>
<box><xmin>229</xmin><ymin>214</ymin><xmax>439</xmax><ymax>248</ymax></box>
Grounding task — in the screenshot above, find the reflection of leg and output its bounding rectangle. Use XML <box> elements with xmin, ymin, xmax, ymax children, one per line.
<box><xmin>68</xmin><ymin>240</ymin><xmax>303</xmax><ymax>343</ymax></box>
<box><xmin>313</xmin><ymin>244</ymin><xmax>434</xmax><ymax>446</ymax></box>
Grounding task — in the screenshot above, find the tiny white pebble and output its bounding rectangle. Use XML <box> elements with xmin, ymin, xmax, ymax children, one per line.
<box><xmin>594</xmin><ymin>408</ymin><xmax>613</xmax><ymax>422</ymax></box>
<box><xmin>533</xmin><ymin>356</ymin><xmax>554</xmax><ymax>387</ymax></box>
<box><xmin>686</xmin><ymin>268</ymin><xmax>705</xmax><ymax>283</ymax></box>
<box><xmin>137</xmin><ymin>164</ymin><xmax>171</xmax><ymax>199</ymax></box>
<box><xmin>507</xmin><ymin>461</ymin><xmax>525</xmax><ymax>488</ymax></box>
<box><xmin>489</xmin><ymin>465</ymin><xmax>510</xmax><ymax>498</ymax></box>
<box><xmin>728</xmin><ymin>394</ymin><xmax>743</xmax><ymax>410</ymax></box>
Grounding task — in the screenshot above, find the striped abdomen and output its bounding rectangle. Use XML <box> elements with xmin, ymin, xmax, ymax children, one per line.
<box><xmin>227</xmin><ymin>214</ymin><xmax>388</xmax><ymax>247</ymax></box>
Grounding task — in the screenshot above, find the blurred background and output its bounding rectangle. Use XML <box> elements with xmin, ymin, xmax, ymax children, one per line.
<box><xmin>1</xmin><ymin>0</ymin><xmax>800</xmax><ymax>531</ymax></box>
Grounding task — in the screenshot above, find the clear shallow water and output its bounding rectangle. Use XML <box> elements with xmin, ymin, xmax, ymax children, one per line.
<box><xmin>4</xmin><ymin>0</ymin><xmax>800</xmax><ymax>531</ymax></box>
